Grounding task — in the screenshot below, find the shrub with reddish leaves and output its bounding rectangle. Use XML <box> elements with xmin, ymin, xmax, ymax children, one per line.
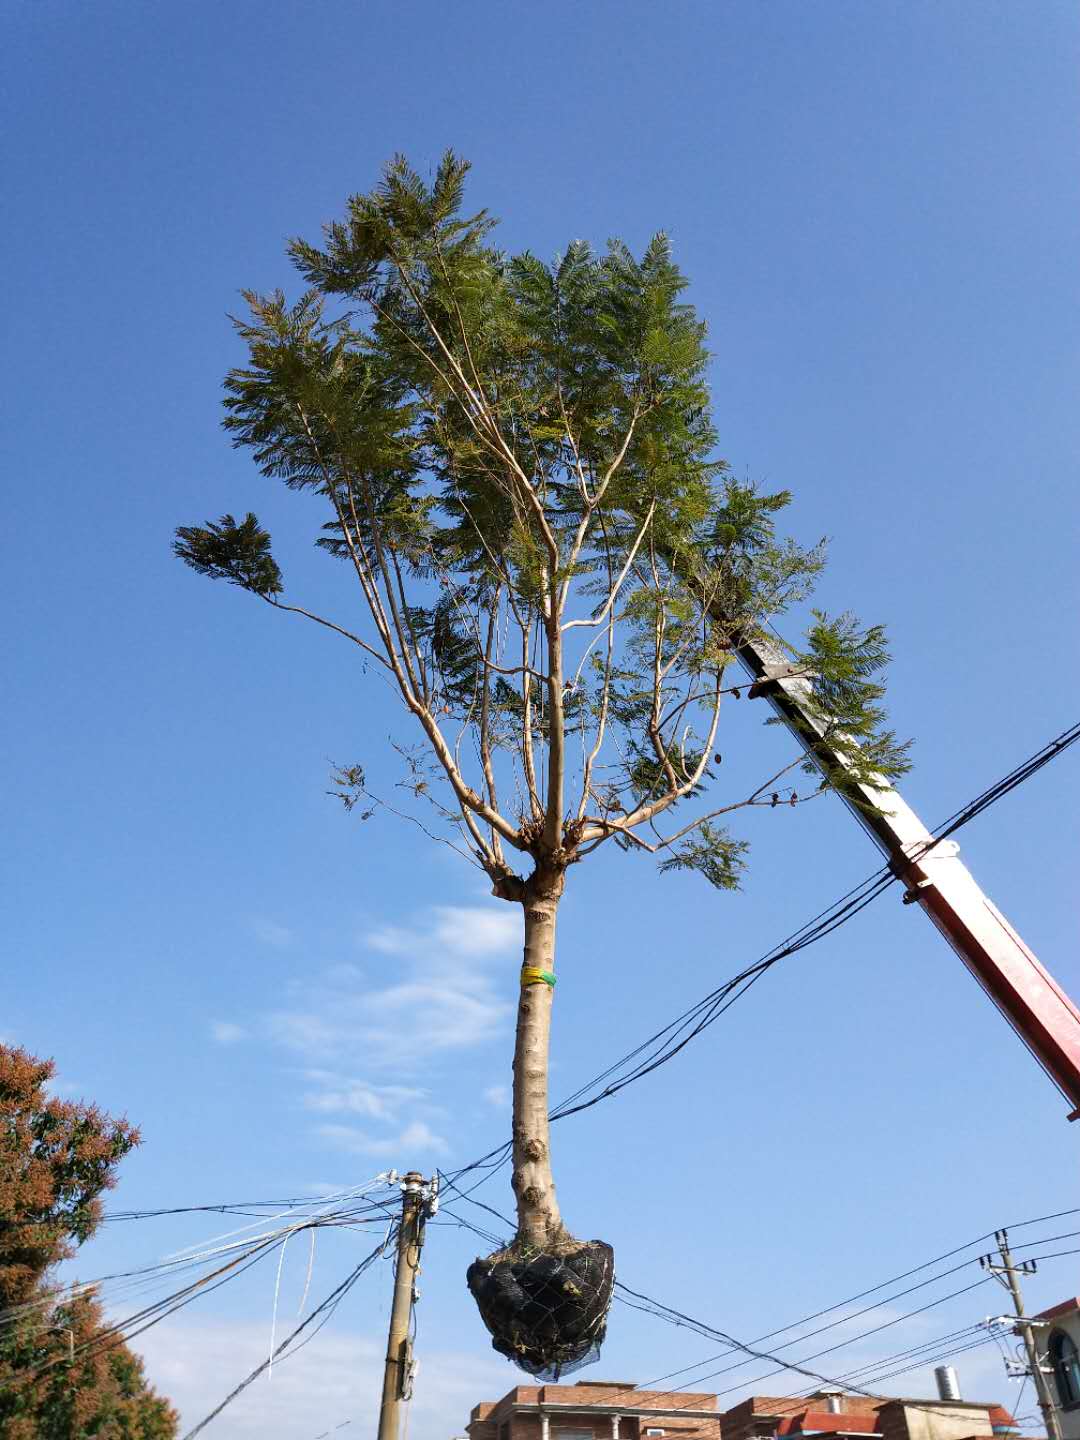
<box><xmin>0</xmin><ymin>1044</ymin><xmax>178</xmax><ymax>1438</ymax></box>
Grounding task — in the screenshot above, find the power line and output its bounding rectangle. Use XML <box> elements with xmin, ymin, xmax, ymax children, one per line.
<box><xmin>7</xmin><ymin>1181</ymin><xmax>402</xmax><ymax>1334</ymax></box>
<box><xmin>932</xmin><ymin>721</ymin><xmax>1080</xmax><ymax>845</ymax></box>
<box><xmin>104</xmin><ymin>1176</ymin><xmax>404</xmax><ymax>1224</ymax></box>
<box><xmin>679</xmin><ymin>1227</ymin><xmax>1080</xmax><ymax>1387</ymax></box>
<box><xmin>613</xmin><ymin>1222</ymin><xmax>1077</xmax><ymax>1413</ymax></box>
<box><xmin>849</xmin><ymin>1331</ymin><xmax>997</xmax><ymax>1389</ymax></box>
<box><xmin>551</xmin><ymin>870</ymin><xmax>896</xmax><ymax>1123</ymax></box>
<box><xmin>609</xmin><ymin>1280</ymin><xmax>1013</xmax><ymax>1422</ymax></box>
<box><xmin>437</xmin><ymin>1191</ymin><xmax>1080</xmax><ymax>1420</ymax></box>
<box><xmin>550</xmin><ymin>717</ymin><xmax>1080</xmax><ymax>1126</ymax></box>
<box><xmin>437</xmin><ymin>1205</ymin><xmax>1077</xmax><ymax>1422</ymax></box>
<box><xmin>1</xmin><ymin>1178</ymin><xmax>404</xmax><ymax>1403</ymax></box>
<box><xmin>103</xmin><ymin>1200</ymin><xmax>351</xmax><ymax>1222</ymax></box>
<box><xmin>56</xmin><ymin>723</ymin><xmax>1076</xmax><ymax>1424</ymax></box>
<box><xmin>793</xmin><ymin>1324</ymin><xmax>987</xmax><ymax>1388</ymax></box>
<box><xmin>616</xmin><ymin>1275</ymin><xmax>996</xmax><ymax>1398</ymax></box>
<box><xmin>180</xmin><ymin>1233</ymin><xmax>392</xmax><ymax>1440</ymax></box>
<box><xmin>441</xmin><ymin>1197</ymin><xmax>992</xmax><ymax>1407</ymax></box>
<box><xmin>608</xmin><ymin>1274</ymin><xmax>993</xmax><ymax>1397</ymax></box>
<box><xmin>438</xmin><ymin>868</ymin><xmax>895</xmax><ymax>1202</ymax></box>
<box><xmin>1017</xmin><ymin>1246</ymin><xmax>1080</xmax><ymax>1264</ymax></box>
<box><xmin>99</xmin><ymin>717</ymin><xmax>1075</xmax><ymax>1331</ymax></box>
<box><xmin>532</xmin><ymin>1214</ymin><xmax>1080</xmax><ymax>1416</ymax></box>
<box><xmin>443</xmin><ymin>717</ymin><xmax>1080</xmax><ymax>1202</ymax></box>
<box><xmin>443</xmin><ymin>1194</ymin><xmax>1080</xmax><ymax>1344</ymax></box>
<box><xmin>2</xmin><ymin>1232</ymin><xmax>285</xmax><ymax>1397</ymax></box>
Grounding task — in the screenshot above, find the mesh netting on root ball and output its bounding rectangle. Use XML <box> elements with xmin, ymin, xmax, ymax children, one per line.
<box><xmin>466</xmin><ymin>1240</ymin><xmax>615</xmax><ymax>1380</ymax></box>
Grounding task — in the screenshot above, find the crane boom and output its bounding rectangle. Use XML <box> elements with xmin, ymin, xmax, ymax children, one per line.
<box><xmin>736</xmin><ymin>634</ymin><xmax>1080</xmax><ymax>1118</ymax></box>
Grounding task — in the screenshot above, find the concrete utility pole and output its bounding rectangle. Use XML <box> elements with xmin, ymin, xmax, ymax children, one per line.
<box><xmin>981</xmin><ymin>1228</ymin><xmax>1061</xmax><ymax>1440</ymax></box>
<box><xmin>377</xmin><ymin>1172</ymin><xmax>432</xmax><ymax>1440</ymax></box>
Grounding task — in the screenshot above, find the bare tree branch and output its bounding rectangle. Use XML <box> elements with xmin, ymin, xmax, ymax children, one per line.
<box><xmin>559</xmin><ymin>406</ymin><xmax>643</xmax><ymax>610</ymax></box>
<box><xmin>262</xmin><ymin>598</ymin><xmax>390</xmax><ymax>668</ymax></box>
<box><xmin>562</xmin><ymin>500</ymin><xmax>656</xmax><ymax>633</ymax></box>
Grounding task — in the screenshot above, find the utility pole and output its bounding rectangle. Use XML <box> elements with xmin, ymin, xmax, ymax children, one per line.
<box><xmin>981</xmin><ymin>1228</ymin><xmax>1061</xmax><ymax>1440</ymax></box>
<box><xmin>377</xmin><ymin>1172</ymin><xmax>434</xmax><ymax>1440</ymax></box>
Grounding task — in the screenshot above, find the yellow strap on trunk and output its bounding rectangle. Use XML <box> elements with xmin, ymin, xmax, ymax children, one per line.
<box><xmin>520</xmin><ymin>966</ymin><xmax>556</xmax><ymax>988</ymax></box>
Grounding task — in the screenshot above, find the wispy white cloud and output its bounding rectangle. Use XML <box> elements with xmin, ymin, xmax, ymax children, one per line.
<box><xmin>362</xmin><ymin>922</ymin><xmax>416</xmax><ymax>957</ymax></box>
<box><xmin>210</xmin><ymin>1021</ymin><xmax>248</xmax><ymax>1045</ymax></box>
<box><xmin>253</xmin><ymin>918</ymin><xmax>294</xmax><ymax>948</ymax></box>
<box><xmin>302</xmin><ymin>1077</ymin><xmax>427</xmax><ymax>1121</ymax></box>
<box><xmin>364</xmin><ymin>904</ymin><xmax>520</xmax><ymax>961</ymax></box>
<box><xmin>317</xmin><ymin>1119</ymin><xmax>449</xmax><ymax>1157</ymax></box>
<box><xmin>264</xmin><ymin>902</ymin><xmax>518</xmax><ymax>1074</ymax></box>
<box><xmin>265</xmin><ymin>977</ymin><xmax>508</xmax><ymax>1071</ymax></box>
<box><xmin>240</xmin><ymin>902</ymin><xmax>518</xmax><ymax>1165</ymax></box>
<box><xmin>483</xmin><ymin>1084</ymin><xmax>510</xmax><ymax>1110</ymax></box>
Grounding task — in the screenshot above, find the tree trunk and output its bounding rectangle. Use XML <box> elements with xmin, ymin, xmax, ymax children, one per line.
<box><xmin>468</xmin><ymin>867</ymin><xmax>613</xmax><ymax>1376</ymax></box>
<box><xmin>511</xmin><ymin>875</ymin><xmax>572</xmax><ymax>1251</ymax></box>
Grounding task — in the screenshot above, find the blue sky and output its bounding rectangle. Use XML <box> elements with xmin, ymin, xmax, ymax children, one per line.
<box><xmin>3</xmin><ymin>2</ymin><xmax>1079</xmax><ymax>1436</ymax></box>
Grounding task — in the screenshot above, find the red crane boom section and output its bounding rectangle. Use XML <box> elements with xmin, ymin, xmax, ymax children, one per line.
<box><xmin>737</xmin><ymin>637</ymin><xmax>1080</xmax><ymax>1118</ymax></box>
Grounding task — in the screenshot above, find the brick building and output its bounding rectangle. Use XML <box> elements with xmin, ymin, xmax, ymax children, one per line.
<box><xmin>719</xmin><ymin>1392</ymin><xmax>1022</xmax><ymax>1440</ymax></box>
<box><xmin>465</xmin><ymin>1379</ymin><xmax>722</xmax><ymax>1440</ymax></box>
<box><xmin>462</xmin><ymin>1385</ymin><xmax>1024</xmax><ymax>1440</ymax></box>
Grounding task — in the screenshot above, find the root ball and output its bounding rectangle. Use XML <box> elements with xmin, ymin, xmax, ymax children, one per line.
<box><xmin>466</xmin><ymin>1239</ymin><xmax>614</xmax><ymax>1379</ymax></box>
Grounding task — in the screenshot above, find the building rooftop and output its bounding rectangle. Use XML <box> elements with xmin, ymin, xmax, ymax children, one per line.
<box><xmin>1033</xmin><ymin>1297</ymin><xmax>1080</xmax><ymax>1322</ymax></box>
<box><xmin>777</xmin><ymin>1411</ymin><xmax>882</xmax><ymax>1435</ymax></box>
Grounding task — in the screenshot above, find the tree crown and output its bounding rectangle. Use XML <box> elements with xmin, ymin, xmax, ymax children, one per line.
<box><xmin>0</xmin><ymin>1045</ymin><xmax>138</xmax><ymax>1308</ymax></box>
<box><xmin>175</xmin><ymin>152</ymin><xmax>910</xmax><ymax>896</ymax></box>
<box><xmin>0</xmin><ymin>1044</ymin><xmax>177</xmax><ymax>1440</ymax></box>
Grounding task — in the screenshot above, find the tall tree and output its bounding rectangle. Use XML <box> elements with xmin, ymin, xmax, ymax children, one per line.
<box><xmin>0</xmin><ymin>1045</ymin><xmax>179</xmax><ymax>1438</ymax></box>
<box><xmin>175</xmin><ymin>153</ymin><xmax>908</xmax><ymax>1375</ymax></box>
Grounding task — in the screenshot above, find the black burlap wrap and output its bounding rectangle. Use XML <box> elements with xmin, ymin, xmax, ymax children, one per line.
<box><xmin>466</xmin><ymin>1240</ymin><xmax>615</xmax><ymax>1379</ymax></box>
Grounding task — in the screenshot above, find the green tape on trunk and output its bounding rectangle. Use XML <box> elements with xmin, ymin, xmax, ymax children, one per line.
<box><xmin>520</xmin><ymin>966</ymin><xmax>556</xmax><ymax>988</ymax></box>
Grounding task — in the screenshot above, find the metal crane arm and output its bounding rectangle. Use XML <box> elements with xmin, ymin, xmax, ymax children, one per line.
<box><xmin>736</xmin><ymin>634</ymin><xmax>1080</xmax><ymax>1118</ymax></box>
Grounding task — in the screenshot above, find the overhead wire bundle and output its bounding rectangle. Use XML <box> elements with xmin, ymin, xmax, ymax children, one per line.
<box><xmin>102</xmin><ymin>1176</ymin><xmax>408</xmax><ymax>1229</ymax></box>
<box><xmin>440</xmin><ymin>717</ymin><xmax>1080</xmax><ymax>1210</ymax></box>
<box><xmin>438</xmin><ymin>1202</ymin><xmax>1080</xmax><ymax>1399</ymax></box>
<box><xmin>429</xmin><ymin>1201</ymin><xmax>1080</xmax><ymax>1421</ymax></box>
<box><xmin>65</xmin><ymin>719</ymin><xmax>1078</xmax><ymax>1425</ymax></box>
<box><xmin>0</xmin><ymin>1176</ymin><xmax>404</xmax><ymax>1405</ymax></box>
<box><xmin>548</xmin><ymin>718</ymin><xmax>1080</xmax><ymax>1123</ymax></box>
<box><xmin>179</xmin><ymin>1231</ymin><xmax>393</xmax><ymax>1440</ymax></box>
<box><xmin>534</xmin><ymin>1208</ymin><xmax>1080</xmax><ymax>1418</ymax></box>
<box><xmin>89</xmin><ymin>720</ymin><xmax>1079</xmax><ymax>1266</ymax></box>
<box><xmin>437</xmin><ymin>860</ymin><xmax>897</xmax><ymax>1215</ymax></box>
